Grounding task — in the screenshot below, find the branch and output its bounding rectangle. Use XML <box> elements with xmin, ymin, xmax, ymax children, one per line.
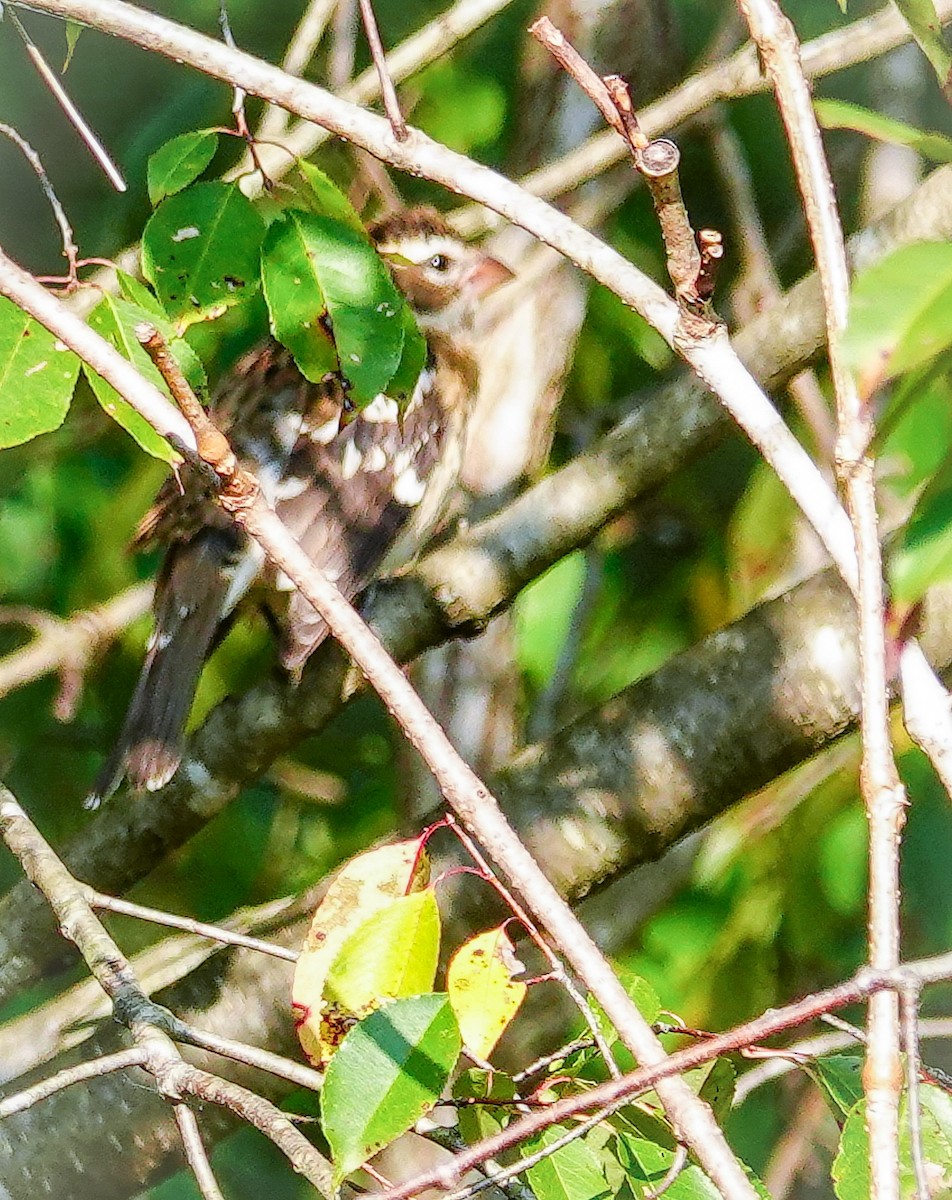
<box><xmin>738</xmin><ymin>5</ymin><xmax>905</xmax><ymax>1193</ymax></box>
<box><xmin>0</xmin><ymin>583</ymin><xmax>151</xmax><ymax>708</ymax></box>
<box><xmin>379</xmin><ymin>951</ymin><xmax>952</xmax><ymax>1200</ymax></box>
<box><xmin>0</xmin><ymin>785</ymin><xmax>334</xmax><ymax>1198</ymax></box>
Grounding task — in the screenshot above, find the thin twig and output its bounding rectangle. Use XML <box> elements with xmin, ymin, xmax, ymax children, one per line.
<box><xmin>0</xmin><ymin>583</ymin><xmax>151</xmax><ymax>710</ymax></box>
<box><xmin>444</xmin><ymin>1104</ymin><xmax>619</xmax><ymax>1200</ymax></box>
<box><xmin>329</xmin><ymin>0</ymin><xmax>358</xmax><ymax>89</ymax></box>
<box><xmin>174</xmin><ymin>1103</ymin><xmax>226</xmax><ymax>1200</ymax></box>
<box><xmin>0</xmin><ymin>249</ymin><xmax>752</xmax><ymax>1193</ymax></box>
<box><xmin>377</xmin><ymin>954</ymin><xmax>952</xmax><ymax>1200</ymax></box>
<box><xmin>0</xmin><ymin>786</ymin><xmax>334</xmax><ymax>1198</ymax></box>
<box><xmin>140</xmin><ymin>323</ymin><xmax>717</xmax><ymax>1134</ymax></box>
<box><xmin>0</xmin><ymin>1047</ymin><xmax>148</xmax><ymax>1117</ymax></box>
<box><xmin>444</xmin><ymin>812</ymin><xmax>621</xmax><ymax>1080</ymax></box>
<box><xmin>736</xmin><ymin>6</ymin><xmax>906</xmax><ymax>1197</ymax></box>
<box><xmin>644</xmin><ymin>1144</ymin><xmax>689</xmax><ymax>1200</ymax></box>
<box><xmin>5</xmin><ymin>8</ymin><xmax>125</xmax><ymax>191</ymax></box>
<box><xmin>172</xmin><ymin>1022</ymin><xmax>325</xmax><ymax>1094</ymax></box>
<box><xmin>0</xmin><ymin>121</ymin><xmax>79</xmax><ymax>283</ymax></box>
<box><xmin>529</xmin><ymin>19</ymin><xmax>708</xmax><ymax>309</ymax></box>
<box><xmin>85</xmin><ymin>888</ymin><xmax>299</xmax><ymax>961</ymax></box>
<box><xmin>901</xmin><ymin>986</ymin><xmax>930</xmax><ymax>1200</ymax></box>
<box><xmin>255</xmin><ymin>0</ymin><xmax>337</xmax><ymax>140</ymax></box>
<box><xmin>460</xmin><ymin>0</ymin><xmax>952</xmax><ymax>235</ymax></box>
<box><xmin>357</xmin><ymin>0</ymin><xmax>407</xmax><ymax>141</ymax></box>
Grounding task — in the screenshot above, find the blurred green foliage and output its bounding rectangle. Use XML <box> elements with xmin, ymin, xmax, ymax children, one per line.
<box><xmin>2</xmin><ymin>0</ymin><xmax>952</xmax><ymax>1194</ymax></box>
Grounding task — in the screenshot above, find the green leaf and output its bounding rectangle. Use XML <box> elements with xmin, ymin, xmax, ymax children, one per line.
<box><xmin>587</xmin><ymin>967</ymin><xmax>662</xmax><ymax>1043</ymax></box>
<box><xmin>325</xmin><ymin>890</ymin><xmax>441</xmax><ymax>1013</ymax></box>
<box><xmin>62</xmin><ymin>20</ymin><xmax>82</xmax><ymax>71</ymax></box>
<box><xmin>385</xmin><ymin>305</ymin><xmax>427</xmax><ymax>406</ymax></box>
<box><xmin>522</xmin><ymin>1125</ymin><xmax>611</xmax><ymax>1200</ymax></box>
<box><xmin>0</xmin><ymin>296</ymin><xmax>80</xmax><ymax>448</ymax></box>
<box><xmin>843</xmin><ymin>243</ymin><xmax>952</xmax><ymax>386</ymax></box>
<box><xmin>815</xmin><ymin>98</ymin><xmax>952</xmax><ymax>163</ymax></box>
<box><xmin>695</xmin><ymin>1057</ymin><xmax>736</xmax><ymax>1125</ymax></box>
<box><xmin>516</xmin><ymin>551</ymin><xmax>588</xmax><ymax>689</ymax></box>
<box><xmin>114</xmin><ymin>271</ymin><xmax>208</xmax><ymax>401</ymax></box>
<box><xmin>834</xmin><ymin>1088</ymin><xmax>952</xmax><ymax>1200</ymax></box>
<box><xmin>832</xmin><ymin>1101</ymin><xmax>868</xmax><ymax>1200</ymax></box>
<box><xmin>612</xmin><ymin>1133</ymin><xmax>724</xmax><ymax>1200</ymax></box>
<box><xmin>260</xmin><ymin>210</ymin><xmax>406</xmax><ymax>404</ymax></box>
<box><xmin>142</xmin><ymin>181</ymin><xmax>265</xmax><ymax>326</ymax></box>
<box><xmin>413</xmin><ymin>62</ymin><xmax>506</xmax><ymax>153</ymax></box>
<box><xmin>803</xmin><ymin>1054</ymin><xmax>865</xmax><ymax>1123</ymax></box>
<box><xmin>453</xmin><ymin>1068</ymin><xmax>517</xmax><ymax>1144</ymax></box>
<box><xmin>84</xmin><ymin>294</ymin><xmax>184</xmax><ymax>461</ymax></box>
<box><xmin>290</xmin><ymin>161</ymin><xmax>367</xmax><ymax>233</ymax></box>
<box><xmin>321</xmin><ymin>994</ymin><xmax>461</xmax><ymax>1180</ymax></box>
<box><xmin>888</xmin><ymin>455</ymin><xmax>952</xmax><ymax>605</ymax></box>
<box><xmin>147</xmin><ymin>130</ymin><xmax>220</xmax><ymax>206</ymax></box>
<box><xmin>893</xmin><ymin>0</ymin><xmax>952</xmax><ymax>92</ymax></box>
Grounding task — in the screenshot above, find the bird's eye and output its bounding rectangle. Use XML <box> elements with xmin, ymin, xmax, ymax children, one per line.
<box><xmin>428</xmin><ymin>253</ymin><xmax>450</xmax><ymax>272</ymax></box>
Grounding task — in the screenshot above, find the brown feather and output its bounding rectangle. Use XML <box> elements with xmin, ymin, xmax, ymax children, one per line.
<box><xmin>91</xmin><ymin>212</ymin><xmax>507</xmax><ymax>802</ymax></box>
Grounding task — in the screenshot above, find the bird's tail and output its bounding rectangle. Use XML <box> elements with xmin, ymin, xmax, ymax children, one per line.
<box><xmin>89</xmin><ymin>531</ymin><xmax>236</xmax><ymax>806</ymax></box>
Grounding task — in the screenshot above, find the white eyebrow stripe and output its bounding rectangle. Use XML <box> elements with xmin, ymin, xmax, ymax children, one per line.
<box><xmin>378</xmin><ymin>234</ymin><xmax>460</xmax><ymax>266</ymax></box>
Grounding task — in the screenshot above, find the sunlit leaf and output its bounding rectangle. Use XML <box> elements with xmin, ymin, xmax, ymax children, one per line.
<box><xmin>613</xmin><ymin>1132</ymin><xmax>739</xmax><ymax>1199</ymax></box>
<box><xmin>815</xmin><ymin>98</ymin><xmax>952</xmax><ymax>163</ymax></box>
<box><xmin>261</xmin><ymin>209</ymin><xmax>406</xmax><ymax>404</ymax></box>
<box><xmin>804</xmin><ymin>1054</ymin><xmax>864</xmax><ymax>1124</ymax></box>
<box><xmin>324</xmin><ymin>890</ymin><xmax>441</xmax><ymax>1013</ymax></box>
<box><xmin>62</xmin><ymin>20</ymin><xmax>82</xmax><ymax>71</ymax></box>
<box><xmin>293</xmin><ymin>838</ymin><xmax>429</xmax><ymax>1068</ymax></box>
<box><xmin>522</xmin><ymin>1125</ymin><xmax>611</xmax><ymax>1200</ymax></box>
<box><xmin>843</xmin><ymin>242</ymin><xmax>952</xmax><ymax>391</ymax></box>
<box><xmin>892</xmin><ymin>0</ymin><xmax>952</xmax><ymax>92</ymax></box>
<box><xmin>0</xmin><ymin>296</ymin><xmax>79</xmax><ymax>448</ymax></box>
<box><xmin>447</xmin><ymin>926</ymin><xmax>527</xmax><ymax>1059</ymax></box>
<box><xmin>142</xmin><ymin>181</ymin><xmax>265</xmax><ymax>326</ymax></box>
<box><xmin>588</xmin><ymin>967</ymin><xmax>662</xmax><ymax>1044</ymax></box>
<box><xmin>453</xmin><ymin>1068</ymin><xmax>517</xmax><ymax>1144</ymax></box>
<box><xmin>321</xmin><ymin>994</ymin><xmax>461</xmax><ymax>1180</ymax></box>
<box><xmin>290</xmin><ymin>160</ymin><xmax>367</xmax><ymax>233</ymax></box>
<box><xmin>834</xmin><ymin>1088</ymin><xmax>952</xmax><ymax>1200</ymax></box>
<box><xmin>147</xmin><ymin>130</ymin><xmax>220</xmax><ymax>206</ymax></box>
<box><xmin>84</xmin><ymin>294</ymin><xmax>183</xmax><ymax>461</ymax></box>
<box><xmin>114</xmin><ymin>270</ymin><xmax>208</xmax><ymax>401</ymax></box>
<box><xmin>888</xmin><ymin>455</ymin><xmax>952</xmax><ymax>605</ymax></box>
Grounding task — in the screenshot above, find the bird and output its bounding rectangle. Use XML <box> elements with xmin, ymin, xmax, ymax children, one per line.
<box><xmin>90</xmin><ymin>206</ymin><xmax>512</xmax><ymax>804</ymax></box>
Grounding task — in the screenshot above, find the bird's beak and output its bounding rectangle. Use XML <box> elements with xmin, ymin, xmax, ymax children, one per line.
<box><xmin>463</xmin><ymin>252</ymin><xmax>514</xmax><ymax>298</ymax></box>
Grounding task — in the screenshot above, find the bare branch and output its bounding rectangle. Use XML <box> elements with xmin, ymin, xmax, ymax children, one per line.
<box><xmin>737</xmin><ymin>5</ymin><xmax>906</xmax><ymax>1193</ymax></box>
<box><xmin>0</xmin><ymin>1047</ymin><xmax>147</xmax><ymax>1117</ymax></box>
<box><xmin>85</xmin><ymin>889</ymin><xmax>298</xmax><ymax>961</ymax></box>
<box><xmin>380</xmin><ymin>953</ymin><xmax>952</xmax><ymax>1200</ymax></box>
<box><xmin>0</xmin><ymin>785</ymin><xmax>334</xmax><ymax>1197</ymax></box>
<box><xmin>0</xmin><ymin>583</ymin><xmax>151</xmax><ymax>708</ymax></box>
<box><xmin>125</xmin><ymin>314</ymin><xmax>751</xmax><ymax>1193</ymax></box>
<box><xmin>357</xmin><ymin>0</ymin><xmax>407</xmax><ymax>140</ymax></box>
<box><xmin>1</xmin><ymin>162</ymin><xmax>951</xmax><ymax>1011</ymax></box>
<box><xmin>173</xmin><ymin>1103</ymin><xmax>226</xmax><ymax>1200</ymax></box>
<box><xmin>5</xmin><ymin>8</ymin><xmax>126</xmax><ymax>191</ymax></box>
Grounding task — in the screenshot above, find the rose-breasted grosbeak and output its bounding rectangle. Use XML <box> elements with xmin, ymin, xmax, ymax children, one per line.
<box><xmin>91</xmin><ymin>207</ymin><xmax>511</xmax><ymax>803</ymax></box>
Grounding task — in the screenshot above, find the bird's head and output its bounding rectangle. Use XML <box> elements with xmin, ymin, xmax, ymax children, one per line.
<box><xmin>371</xmin><ymin>207</ymin><xmax>513</xmax><ymax>334</ymax></box>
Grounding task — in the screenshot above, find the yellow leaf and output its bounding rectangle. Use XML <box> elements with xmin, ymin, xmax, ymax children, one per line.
<box><xmin>292</xmin><ymin>838</ymin><xmax>429</xmax><ymax>1067</ymax></box>
<box><xmin>447</xmin><ymin>926</ymin><xmax>527</xmax><ymax>1060</ymax></box>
